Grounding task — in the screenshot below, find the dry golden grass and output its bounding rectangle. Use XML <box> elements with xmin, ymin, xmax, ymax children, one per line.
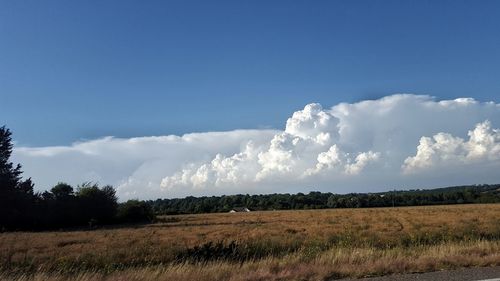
<box><xmin>1</xmin><ymin>204</ymin><xmax>500</xmax><ymax>280</ymax></box>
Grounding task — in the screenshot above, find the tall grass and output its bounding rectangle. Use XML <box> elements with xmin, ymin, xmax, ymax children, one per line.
<box><xmin>1</xmin><ymin>204</ymin><xmax>499</xmax><ymax>280</ymax></box>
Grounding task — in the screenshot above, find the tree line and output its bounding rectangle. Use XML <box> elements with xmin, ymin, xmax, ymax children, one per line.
<box><xmin>2</xmin><ymin>124</ymin><xmax>500</xmax><ymax>229</ymax></box>
<box><xmin>148</xmin><ymin>185</ymin><xmax>500</xmax><ymax>215</ymax></box>
<box><xmin>0</xmin><ymin>126</ymin><xmax>153</xmax><ymax>231</ymax></box>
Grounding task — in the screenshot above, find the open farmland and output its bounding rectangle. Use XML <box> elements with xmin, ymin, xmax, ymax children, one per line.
<box><xmin>1</xmin><ymin>204</ymin><xmax>500</xmax><ymax>281</ymax></box>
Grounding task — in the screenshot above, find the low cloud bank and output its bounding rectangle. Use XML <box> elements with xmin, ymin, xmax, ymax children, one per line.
<box><xmin>13</xmin><ymin>94</ymin><xmax>500</xmax><ymax>200</ymax></box>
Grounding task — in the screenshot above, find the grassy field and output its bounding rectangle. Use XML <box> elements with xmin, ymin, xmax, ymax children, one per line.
<box><xmin>1</xmin><ymin>204</ymin><xmax>500</xmax><ymax>280</ymax></box>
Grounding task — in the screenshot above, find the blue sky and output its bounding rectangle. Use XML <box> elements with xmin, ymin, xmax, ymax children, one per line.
<box><xmin>4</xmin><ymin>1</ymin><xmax>500</xmax><ymax>198</ymax></box>
<box><xmin>2</xmin><ymin>0</ymin><xmax>500</xmax><ymax>146</ymax></box>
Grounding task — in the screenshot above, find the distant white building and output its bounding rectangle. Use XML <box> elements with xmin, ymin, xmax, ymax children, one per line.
<box><xmin>229</xmin><ymin>207</ymin><xmax>251</xmax><ymax>213</ymax></box>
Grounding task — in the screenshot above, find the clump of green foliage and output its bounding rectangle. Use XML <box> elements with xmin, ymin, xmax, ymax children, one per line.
<box><xmin>0</xmin><ymin>125</ymin><xmax>152</xmax><ymax>231</ymax></box>
<box><xmin>117</xmin><ymin>200</ymin><xmax>155</xmax><ymax>223</ymax></box>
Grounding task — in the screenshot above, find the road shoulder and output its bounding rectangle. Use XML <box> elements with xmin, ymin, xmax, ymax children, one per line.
<box><xmin>338</xmin><ymin>266</ymin><xmax>500</xmax><ymax>281</ymax></box>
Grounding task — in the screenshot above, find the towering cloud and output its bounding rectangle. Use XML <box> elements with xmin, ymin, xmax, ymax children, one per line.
<box><xmin>403</xmin><ymin>120</ymin><xmax>500</xmax><ymax>173</ymax></box>
<box><xmin>13</xmin><ymin>94</ymin><xmax>500</xmax><ymax>200</ymax></box>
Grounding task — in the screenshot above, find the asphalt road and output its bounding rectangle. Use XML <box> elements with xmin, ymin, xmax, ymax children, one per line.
<box><xmin>339</xmin><ymin>266</ymin><xmax>500</xmax><ymax>281</ymax></box>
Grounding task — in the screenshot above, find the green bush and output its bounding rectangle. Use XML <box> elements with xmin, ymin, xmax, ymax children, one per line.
<box><xmin>117</xmin><ymin>200</ymin><xmax>154</xmax><ymax>223</ymax></box>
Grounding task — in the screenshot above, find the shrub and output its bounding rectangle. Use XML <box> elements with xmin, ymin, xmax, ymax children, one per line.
<box><xmin>117</xmin><ymin>200</ymin><xmax>154</xmax><ymax>223</ymax></box>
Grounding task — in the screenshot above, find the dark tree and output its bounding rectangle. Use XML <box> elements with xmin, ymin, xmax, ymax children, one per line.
<box><xmin>0</xmin><ymin>126</ymin><xmax>22</xmax><ymax>190</ymax></box>
<box><xmin>0</xmin><ymin>126</ymin><xmax>35</xmax><ymax>229</ymax></box>
<box><xmin>51</xmin><ymin>182</ymin><xmax>74</xmax><ymax>199</ymax></box>
<box><xmin>76</xmin><ymin>183</ymin><xmax>118</xmax><ymax>225</ymax></box>
<box><xmin>44</xmin><ymin>182</ymin><xmax>77</xmax><ymax>227</ymax></box>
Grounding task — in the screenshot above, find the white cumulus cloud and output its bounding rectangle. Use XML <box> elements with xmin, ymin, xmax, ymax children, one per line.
<box><xmin>160</xmin><ymin>102</ymin><xmax>379</xmax><ymax>190</ymax></box>
<box><xmin>304</xmin><ymin>146</ymin><xmax>380</xmax><ymax>176</ymax></box>
<box><xmin>403</xmin><ymin>120</ymin><xmax>500</xmax><ymax>173</ymax></box>
<box><xmin>12</xmin><ymin>94</ymin><xmax>500</xmax><ymax>200</ymax></box>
